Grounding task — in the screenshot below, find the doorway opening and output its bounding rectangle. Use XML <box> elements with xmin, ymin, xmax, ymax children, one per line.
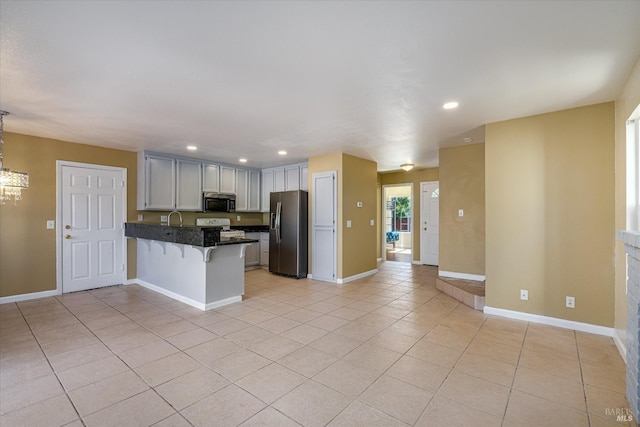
<box><xmin>382</xmin><ymin>184</ymin><xmax>413</xmax><ymax>263</ymax></box>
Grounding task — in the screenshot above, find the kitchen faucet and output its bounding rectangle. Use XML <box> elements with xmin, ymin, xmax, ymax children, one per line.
<box><xmin>168</xmin><ymin>210</ymin><xmax>183</xmax><ymax>227</ymax></box>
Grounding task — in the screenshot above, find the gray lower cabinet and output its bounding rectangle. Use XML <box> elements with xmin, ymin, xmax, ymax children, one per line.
<box><xmin>260</xmin><ymin>232</ymin><xmax>269</xmax><ymax>266</ymax></box>
<box><xmin>245</xmin><ymin>232</ymin><xmax>260</xmax><ymax>268</ymax></box>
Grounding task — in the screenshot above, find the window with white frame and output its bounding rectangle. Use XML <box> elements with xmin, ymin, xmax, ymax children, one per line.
<box><xmin>628</xmin><ymin>104</ymin><xmax>640</xmax><ymax>231</ymax></box>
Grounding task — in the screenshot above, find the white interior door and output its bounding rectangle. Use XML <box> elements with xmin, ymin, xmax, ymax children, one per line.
<box><xmin>312</xmin><ymin>171</ymin><xmax>337</xmax><ymax>282</ymax></box>
<box><xmin>61</xmin><ymin>164</ymin><xmax>125</xmax><ymax>293</ymax></box>
<box><xmin>420</xmin><ymin>181</ymin><xmax>439</xmax><ymax>265</ymax></box>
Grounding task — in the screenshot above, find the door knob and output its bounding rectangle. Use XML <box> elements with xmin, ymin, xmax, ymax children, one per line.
<box><xmin>65</xmin><ymin>225</ymin><xmax>71</xmax><ymax>230</ymax></box>
<box><xmin>65</xmin><ymin>234</ymin><xmax>71</xmax><ymax>239</ymax></box>
<box><xmin>424</xmin><ymin>227</ymin><xmax>427</xmax><ymax>231</ymax></box>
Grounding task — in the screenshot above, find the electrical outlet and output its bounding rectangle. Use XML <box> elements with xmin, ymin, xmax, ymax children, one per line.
<box><xmin>137</xmin><ymin>214</ymin><xmax>143</xmax><ymax>221</ymax></box>
<box><xmin>566</xmin><ymin>296</ymin><xmax>575</xmax><ymax>308</ymax></box>
<box><xmin>520</xmin><ymin>289</ymin><xmax>528</xmax><ymax>300</ymax></box>
<box><xmin>160</xmin><ymin>215</ymin><xmax>168</xmax><ymax>222</ymax></box>
<box><xmin>236</xmin><ymin>215</ymin><xmax>241</xmax><ymax>221</ymax></box>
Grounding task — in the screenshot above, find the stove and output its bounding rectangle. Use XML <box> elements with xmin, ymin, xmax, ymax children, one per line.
<box><xmin>196</xmin><ymin>218</ymin><xmax>245</xmax><ymax>238</ymax></box>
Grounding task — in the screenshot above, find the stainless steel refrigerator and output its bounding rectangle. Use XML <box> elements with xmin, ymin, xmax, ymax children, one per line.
<box><xmin>269</xmin><ymin>190</ymin><xmax>308</xmax><ymax>279</ymax></box>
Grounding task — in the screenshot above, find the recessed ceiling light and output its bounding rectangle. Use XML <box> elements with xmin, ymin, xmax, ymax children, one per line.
<box><xmin>278</xmin><ymin>150</ymin><xmax>287</xmax><ymax>155</ymax></box>
<box><xmin>443</xmin><ymin>102</ymin><xmax>459</xmax><ymax>110</ymax></box>
<box><xmin>186</xmin><ymin>145</ymin><xmax>197</xmax><ymax>151</ymax></box>
<box><xmin>239</xmin><ymin>158</ymin><xmax>247</xmax><ymax>163</ymax></box>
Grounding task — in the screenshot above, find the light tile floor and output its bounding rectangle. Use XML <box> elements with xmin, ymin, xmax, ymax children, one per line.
<box><xmin>0</xmin><ymin>263</ymin><xmax>631</xmax><ymax>426</ymax></box>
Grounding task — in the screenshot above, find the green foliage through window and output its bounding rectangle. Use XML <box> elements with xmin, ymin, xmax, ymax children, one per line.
<box><xmin>391</xmin><ymin>196</ymin><xmax>411</xmax><ymax>232</ymax></box>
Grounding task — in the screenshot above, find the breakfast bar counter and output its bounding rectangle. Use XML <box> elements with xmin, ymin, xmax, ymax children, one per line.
<box><xmin>125</xmin><ymin>223</ymin><xmax>258</xmax><ymax>310</ymax></box>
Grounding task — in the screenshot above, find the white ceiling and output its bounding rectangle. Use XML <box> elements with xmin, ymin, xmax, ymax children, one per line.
<box><xmin>1</xmin><ymin>1</ymin><xmax>639</xmax><ymax>171</ymax></box>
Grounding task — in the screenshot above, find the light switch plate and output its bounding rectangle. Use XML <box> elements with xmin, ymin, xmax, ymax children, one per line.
<box><xmin>46</xmin><ymin>220</ymin><xmax>55</xmax><ymax>229</ymax></box>
<box><xmin>520</xmin><ymin>289</ymin><xmax>528</xmax><ymax>300</ymax></box>
<box><xmin>346</xmin><ymin>220</ymin><xmax>352</xmax><ymax>228</ymax></box>
<box><xmin>458</xmin><ymin>209</ymin><xmax>464</xmax><ymax>217</ymax></box>
<box><xmin>356</xmin><ymin>202</ymin><xmax>363</xmax><ymax>208</ymax></box>
<box><xmin>370</xmin><ymin>219</ymin><xmax>375</xmax><ymax>226</ymax></box>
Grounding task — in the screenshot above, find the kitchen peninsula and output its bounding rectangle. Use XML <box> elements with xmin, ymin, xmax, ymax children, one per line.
<box><xmin>125</xmin><ymin>223</ymin><xmax>258</xmax><ymax>310</ymax></box>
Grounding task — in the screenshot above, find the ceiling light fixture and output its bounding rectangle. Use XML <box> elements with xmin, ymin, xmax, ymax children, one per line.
<box><xmin>239</xmin><ymin>158</ymin><xmax>247</xmax><ymax>163</ymax></box>
<box><xmin>0</xmin><ymin>111</ymin><xmax>29</xmax><ymax>205</ymax></box>
<box><xmin>278</xmin><ymin>150</ymin><xmax>287</xmax><ymax>155</ymax></box>
<box><xmin>401</xmin><ymin>163</ymin><xmax>414</xmax><ymax>172</ymax></box>
<box><xmin>443</xmin><ymin>101</ymin><xmax>459</xmax><ymax>110</ymax></box>
<box><xmin>186</xmin><ymin>145</ymin><xmax>197</xmax><ymax>151</ymax></box>
<box><xmin>463</xmin><ymin>137</ymin><xmax>473</xmax><ymax>143</ymax></box>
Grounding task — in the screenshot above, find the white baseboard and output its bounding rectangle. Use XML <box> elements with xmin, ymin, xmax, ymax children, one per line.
<box><xmin>0</xmin><ymin>289</ymin><xmax>60</xmax><ymax>305</ymax></box>
<box><xmin>205</xmin><ymin>296</ymin><xmax>243</xmax><ymax>310</ymax></box>
<box><xmin>613</xmin><ymin>329</ymin><xmax>627</xmax><ymax>362</ymax></box>
<box><xmin>483</xmin><ymin>306</ymin><xmax>615</xmax><ymax>337</ymax></box>
<box><xmin>438</xmin><ymin>270</ymin><xmax>486</xmax><ymax>281</ymax></box>
<box><xmin>133</xmin><ymin>279</ymin><xmax>241</xmax><ymax>311</ymax></box>
<box><xmin>337</xmin><ymin>269</ymin><xmax>378</xmax><ymax>284</ymax></box>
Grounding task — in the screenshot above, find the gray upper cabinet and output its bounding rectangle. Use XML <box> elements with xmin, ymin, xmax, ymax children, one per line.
<box><xmin>176</xmin><ymin>159</ymin><xmax>202</xmax><ymax>210</ymax></box>
<box><xmin>248</xmin><ymin>170</ymin><xmax>261</xmax><ymax>211</ymax></box>
<box><xmin>140</xmin><ymin>153</ymin><xmax>175</xmax><ymax>210</ymax></box>
<box><xmin>138</xmin><ymin>151</ymin><xmax>261</xmax><ymax>212</ymax></box>
<box><xmin>260</xmin><ymin>162</ymin><xmax>308</xmax><ymax>212</ymax></box>
<box><xmin>261</xmin><ymin>170</ymin><xmax>274</xmax><ymax>212</ymax></box>
<box><xmin>235</xmin><ymin>168</ymin><xmax>249</xmax><ymax>211</ymax></box>
<box><xmin>220</xmin><ymin>166</ymin><xmax>236</xmax><ymax>194</ymax></box>
<box><xmin>236</xmin><ymin>168</ymin><xmax>261</xmax><ymax>212</ymax></box>
<box><xmin>300</xmin><ymin>166</ymin><xmax>309</xmax><ymax>191</ymax></box>
<box><xmin>285</xmin><ymin>166</ymin><xmax>300</xmax><ymax>191</ymax></box>
<box><xmin>202</xmin><ymin>163</ymin><xmax>220</xmax><ymax>193</ymax></box>
<box><xmin>274</xmin><ymin>169</ymin><xmax>285</xmax><ymax>192</ymax></box>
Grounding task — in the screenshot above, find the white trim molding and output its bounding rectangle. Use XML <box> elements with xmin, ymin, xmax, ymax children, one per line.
<box><xmin>337</xmin><ymin>269</ymin><xmax>378</xmax><ymax>284</ymax></box>
<box><xmin>0</xmin><ymin>289</ymin><xmax>61</xmax><ymax>305</ymax></box>
<box><xmin>614</xmin><ymin>329</ymin><xmax>627</xmax><ymax>361</ymax></box>
<box><xmin>438</xmin><ymin>270</ymin><xmax>486</xmax><ymax>281</ymax></box>
<box><xmin>483</xmin><ymin>306</ymin><xmax>615</xmax><ymax>337</ymax></box>
<box><xmin>133</xmin><ymin>279</ymin><xmax>241</xmax><ymax>311</ymax></box>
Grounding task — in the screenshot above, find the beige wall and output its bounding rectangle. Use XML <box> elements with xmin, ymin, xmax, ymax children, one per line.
<box><xmin>379</xmin><ymin>168</ymin><xmax>439</xmax><ymax>261</ymax></box>
<box><xmin>439</xmin><ymin>143</ymin><xmax>485</xmax><ymax>275</ymax></box>
<box><xmin>342</xmin><ymin>154</ymin><xmax>378</xmax><ymax>278</ymax></box>
<box><xmin>485</xmin><ymin>102</ymin><xmax>615</xmax><ymax>326</ymax></box>
<box><xmin>614</xmin><ymin>57</ymin><xmax>640</xmax><ymax>346</ymax></box>
<box><xmin>308</xmin><ymin>153</ymin><xmax>378</xmax><ymax>280</ymax></box>
<box><xmin>0</xmin><ymin>132</ymin><xmax>138</xmax><ymax>297</ymax></box>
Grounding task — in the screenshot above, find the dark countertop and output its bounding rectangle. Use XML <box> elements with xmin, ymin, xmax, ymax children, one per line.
<box><xmin>124</xmin><ymin>223</ymin><xmax>258</xmax><ymax>247</ymax></box>
<box><xmin>231</xmin><ymin>225</ymin><xmax>269</xmax><ymax>232</ymax></box>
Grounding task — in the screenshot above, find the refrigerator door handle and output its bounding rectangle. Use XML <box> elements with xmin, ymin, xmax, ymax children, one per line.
<box><xmin>275</xmin><ymin>202</ymin><xmax>282</xmax><ymax>243</ymax></box>
<box><xmin>270</xmin><ymin>212</ymin><xmax>276</xmax><ymax>229</ymax></box>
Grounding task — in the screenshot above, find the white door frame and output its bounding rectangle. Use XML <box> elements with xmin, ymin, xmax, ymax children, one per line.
<box><xmin>420</xmin><ymin>181</ymin><xmax>439</xmax><ymax>265</ymax></box>
<box><xmin>381</xmin><ymin>183</ymin><xmax>413</xmax><ymax>262</ymax></box>
<box><xmin>56</xmin><ymin>161</ymin><xmax>128</xmax><ymax>294</ymax></box>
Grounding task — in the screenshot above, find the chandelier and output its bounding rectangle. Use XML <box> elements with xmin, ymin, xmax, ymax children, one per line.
<box><xmin>0</xmin><ymin>111</ymin><xmax>29</xmax><ymax>204</ymax></box>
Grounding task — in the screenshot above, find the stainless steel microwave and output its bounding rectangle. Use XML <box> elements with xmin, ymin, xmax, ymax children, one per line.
<box><xmin>202</xmin><ymin>193</ymin><xmax>236</xmax><ymax>212</ymax></box>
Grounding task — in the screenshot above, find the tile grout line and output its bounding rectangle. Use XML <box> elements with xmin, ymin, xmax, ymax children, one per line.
<box><xmin>14</xmin><ymin>300</ymin><xmax>86</xmax><ymax>427</ymax></box>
